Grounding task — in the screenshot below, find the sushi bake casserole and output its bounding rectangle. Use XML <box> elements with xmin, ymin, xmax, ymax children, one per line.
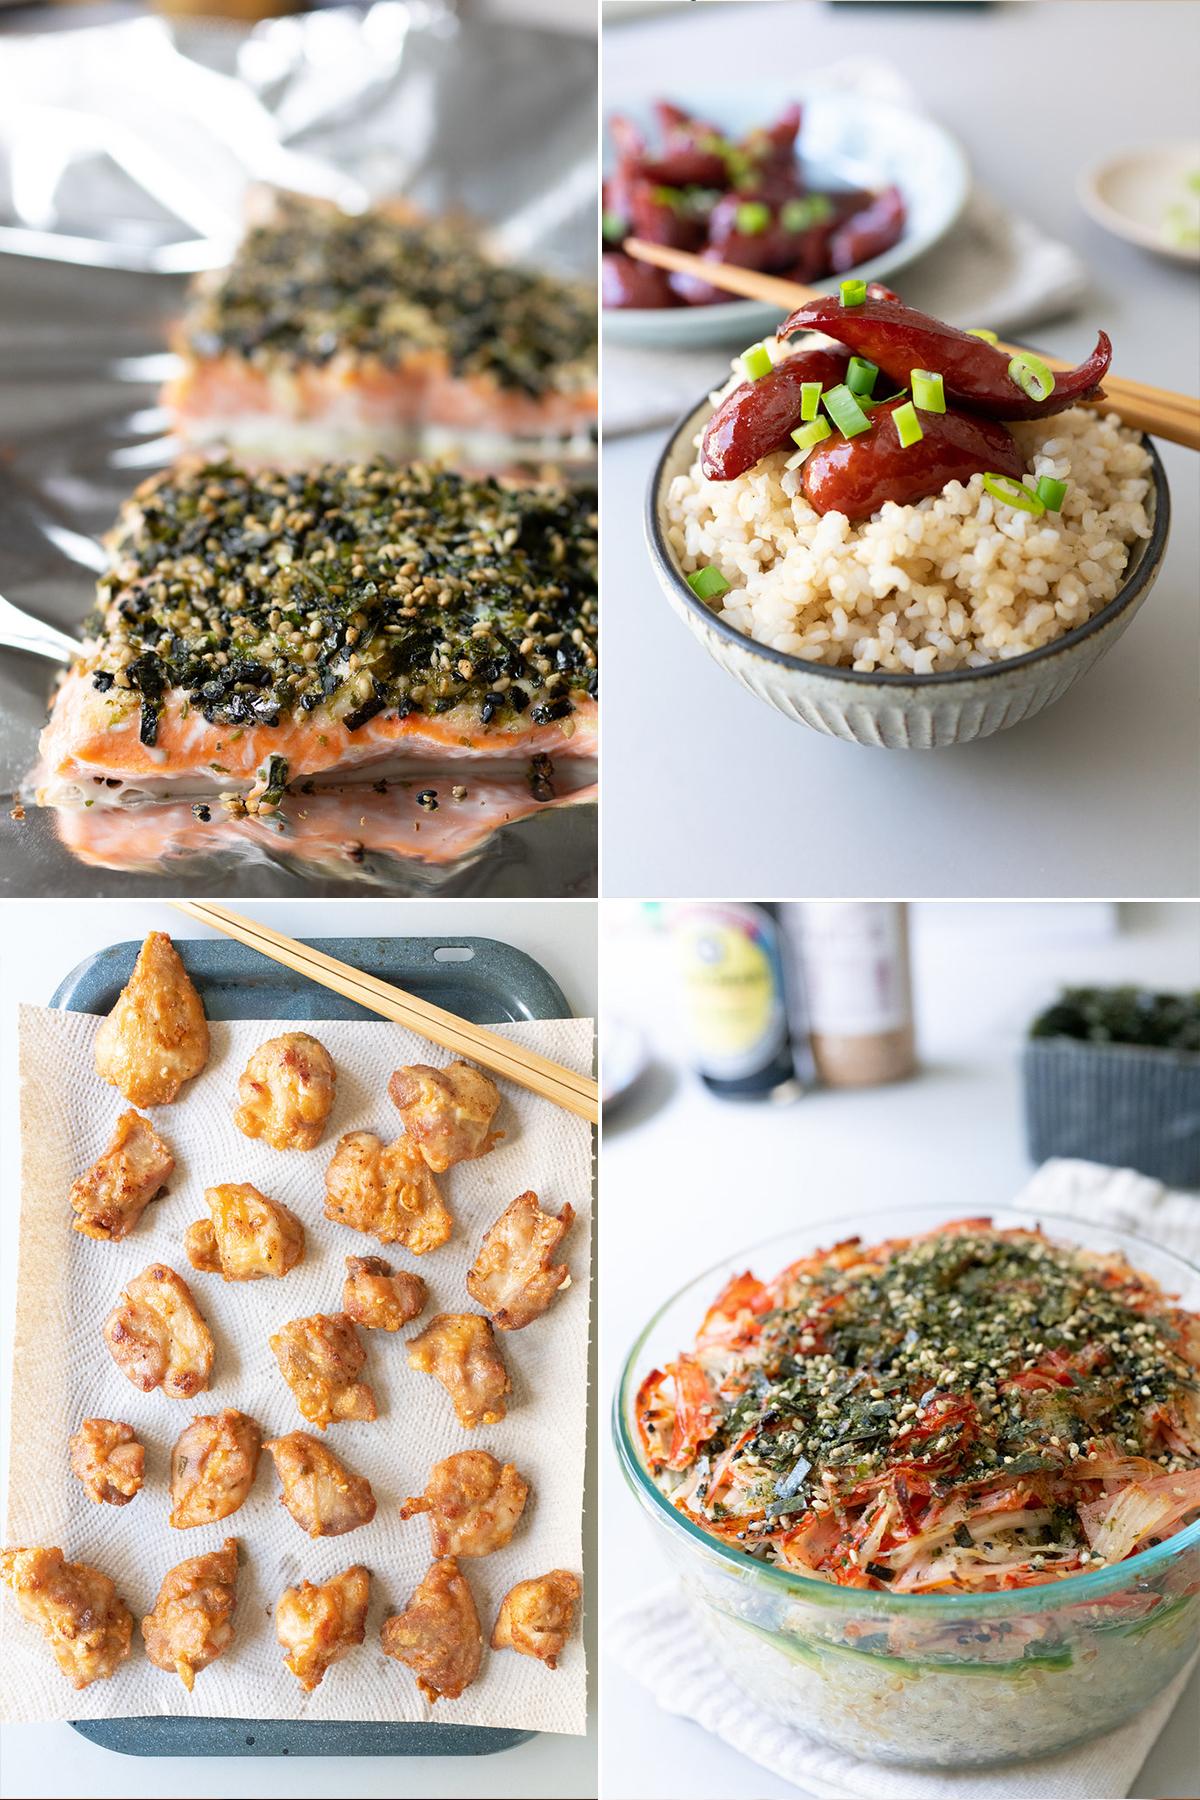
<box><xmin>33</xmin><ymin>459</ymin><xmax>597</xmax><ymax>811</ymax></box>
<box><xmin>165</xmin><ymin>194</ymin><xmax>598</xmax><ymax>472</ymax></box>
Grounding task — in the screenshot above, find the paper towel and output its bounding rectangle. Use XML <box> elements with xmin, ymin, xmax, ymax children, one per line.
<box><xmin>3</xmin><ymin>1004</ymin><xmax>592</xmax><ymax>1733</ymax></box>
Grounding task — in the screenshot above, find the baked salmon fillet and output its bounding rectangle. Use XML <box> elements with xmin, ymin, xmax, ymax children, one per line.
<box><xmin>164</xmin><ymin>193</ymin><xmax>597</xmax><ymax>471</ymax></box>
<box><xmin>34</xmin><ymin>458</ymin><xmax>597</xmax><ymax>810</ymax></box>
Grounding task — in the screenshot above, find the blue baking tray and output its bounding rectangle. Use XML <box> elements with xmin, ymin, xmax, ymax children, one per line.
<box><xmin>53</xmin><ymin>931</ymin><xmax>570</xmax><ymax>1759</ymax></box>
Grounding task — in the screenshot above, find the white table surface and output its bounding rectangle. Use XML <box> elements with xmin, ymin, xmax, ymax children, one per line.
<box><xmin>0</xmin><ymin>898</ymin><xmax>596</xmax><ymax>1800</ymax></box>
<box><xmin>600</xmin><ymin>0</ymin><xmax>1200</xmax><ymax>900</ymax></box>
<box><xmin>599</xmin><ymin>900</ymin><xmax>1200</xmax><ymax>1799</ymax></box>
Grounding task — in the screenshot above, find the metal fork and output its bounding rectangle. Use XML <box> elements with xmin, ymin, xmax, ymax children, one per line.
<box><xmin>0</xmin><ymin>592</ymin><xmax>80</xmax><ymax>665</ymax></box>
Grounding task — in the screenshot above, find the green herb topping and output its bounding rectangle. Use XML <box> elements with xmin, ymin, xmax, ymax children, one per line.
<box><xmin>85</xmin><ymin>460</ymin><xmax>597</xmax><ymax>737</ymax></box>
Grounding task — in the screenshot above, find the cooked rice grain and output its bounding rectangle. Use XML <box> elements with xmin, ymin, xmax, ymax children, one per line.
<box><xmin>666</xmin><ymin>407</ymin><xmax>1153</xmax><ymax>672</ymax></box>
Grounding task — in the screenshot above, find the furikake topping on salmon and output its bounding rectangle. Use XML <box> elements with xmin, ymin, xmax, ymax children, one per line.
<box><xmin>184</xmin><ymin>198</ymin><xmax>597</xmax><ymax>400</ymax></box>
<box><xmin>639</xmin><ymin>1223</ymin><xmax>1200</xmax><ymax>1590</ymax></box>
<box><xmin>85</xmin><ymin>460</ymin><xmax>597</xmax><ymax>744</ymax></box>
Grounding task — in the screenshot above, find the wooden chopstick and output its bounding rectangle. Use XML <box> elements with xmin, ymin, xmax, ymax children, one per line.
<box><xmin>173</xmin><ymin>901</ymin><xmax>598</xmax><ymax>1124</ymax></box>
<box><xmin>623</xmin><ymin>238</ymin><xmax>1200</xmax><ymax>451</ymax></box>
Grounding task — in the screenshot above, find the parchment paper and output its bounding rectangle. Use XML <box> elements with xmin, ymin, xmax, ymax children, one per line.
<box><xmin>3</xmin><ymin>1005</ymin><xmax>592</xmax><ymax>1732</ymax></box>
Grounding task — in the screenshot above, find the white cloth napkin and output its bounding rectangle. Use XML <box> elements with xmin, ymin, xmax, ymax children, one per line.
<box><xmin>604</xmin><ymin>61</ymin><xmax>1089</xmax><ymax>437</ymax></box>
<box><xmin>3</xmin><ymin>1006</ymin><xmax>593</xmax><ymax>1733</ymax></box>
<box><xmin>609</xmin><ymin>1159</ymin><xmax>1200</xmax><ymax>1797</ymax></box>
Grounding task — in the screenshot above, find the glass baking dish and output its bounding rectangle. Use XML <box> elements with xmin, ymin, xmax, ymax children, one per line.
<box><xmin>613</xmin><ymin>1205</ymin><xmax>1200</xmax><ymax>1768</ymax></box>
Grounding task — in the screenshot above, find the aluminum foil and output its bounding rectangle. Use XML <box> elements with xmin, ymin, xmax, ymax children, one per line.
<box><xmin>0</xmin><ymin>3</ymin><xmax>597</xmax><ymax>897</ymax></box>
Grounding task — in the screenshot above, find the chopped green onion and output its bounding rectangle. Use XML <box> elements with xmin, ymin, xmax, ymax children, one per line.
<box><xmin>1163</xmin><ymin>204</ymin><xmax>1200</xmax><ymax>250</ymax></box>
<box><xmin>966</xmin><ymin>327</ymin><xmax>999</xmax><ymax>344</ymax></box>
<box><xmin>602</xmin><ymin>211</ymin><xmax>627</xmax><ymax>243</ymax></box>
<box><xmin>822</xmin><ymin>383</ymin><xmax>873</xmax><ymax>438</ymax></box>
<box><xmin>791</xmin><ymin>416</ymin><xmax>832</xmax><ymax>451</ymax></box>
<box><xmin>780</xmin><ymin>194</ymin><xmax>834</xmax><ymax>232</ymax></box>
<box><xmin>686</xmin><ymin>565</ymin><xmax>731</xmax><ymax>602</ymax></box>
<box><xmin>741</xmin><ymin>342</ymin><xmax>773</xmax><ymax>382</ymax></box>
<box><xmin>1008</xmin><ymin>351</ymin><xmax>1056</xmax><ymax>404</ymax></box>
<box><xmin>982</xmin><ymin>473</ymin><xmax>1046</xmax><ymax>516</ymax></box>
<box><xmin>651</xmin><ymin>185</ymin><xmax>685</xmax><ymax>212</ymax></box>
<box><xmin>736</xmin><ymin>200</ymin><xmax>772</xmax><ymax>236</ymax></box>
<box><xmin>839</xmin><ymin>278</ymin><xmax>867</xmax><ymax>307</ymax></box>
<box><xmin>846</xmin><ymin>356</ymin><xmax>879</xmax><ymax>397</ymax></box>
<box><xmin>1035</xmin><ymin>475</ymin><xmax>1068</xmax><ymax>512</ymax></box>
<box><xmin>911</xmin><ymin>369</ymin><xmax>946</xmax><ymax>413</ymax></box>
<box><xmin>800</xmin><ymin>381</ymin><xmax>822</xmax><ymax>421</ymax></box>
<box><xmin>681</xmin><ymin>187</ymin><xmax>721</xmax><ymax>220</ymax></box>
<box><xmin>892</xmin><ymin>401</ymin><xmax>923</xmax><ymax>449</ymax></box>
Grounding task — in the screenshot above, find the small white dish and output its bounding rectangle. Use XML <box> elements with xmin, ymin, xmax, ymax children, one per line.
<box><xmin>1079</xmin><ymin>142</ymin><xmax>1200</xmax><ymax>265</ymax></box>
<box><xmin>604</xmin><ymin>86</ymin><xmax>970</xmax><ymax>350</ymax></box>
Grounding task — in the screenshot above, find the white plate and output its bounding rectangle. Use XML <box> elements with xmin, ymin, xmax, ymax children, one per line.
<box><xmin>1079</xmin><ymin>141</ymin><xmax>1200</xmax><ymax>266</ymax></box>
<box><xmin>604</xmin><ymin>86</ymin><xmax>970</xmax><ymax>349</ymax></box>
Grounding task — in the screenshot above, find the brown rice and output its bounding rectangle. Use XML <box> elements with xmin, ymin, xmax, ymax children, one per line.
<box><xmin>666</xmin><ymin>358</ymin><xmax>1154</xmax><ymax>674</ymax></box>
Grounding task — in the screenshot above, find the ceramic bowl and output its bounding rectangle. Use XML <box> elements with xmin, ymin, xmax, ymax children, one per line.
<box><xmin>645</xmin><ymin>394</ymin><xmax>1170</xmax><ymax>750</ymax></box>
<box><xmin>604</xmin><ymin>87</ymin><xmax>970</xmax><ymax>350</ymax></box>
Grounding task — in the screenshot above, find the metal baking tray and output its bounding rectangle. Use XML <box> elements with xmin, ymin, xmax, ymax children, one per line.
<box><xmin>53</xmin><ymin>930</ymin><xmax>570</xmax><ymax>1758</ymax></box>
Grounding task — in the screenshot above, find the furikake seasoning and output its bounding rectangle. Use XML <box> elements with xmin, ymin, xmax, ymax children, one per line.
<box><xmin>85</xmin><ymin>459</ymin><xmax>597</xmax><ymax>744</ymax></box>
<box><xmin>184</xmin><ymin>197</ymin><xmax>597</xmax><ymax>400</ymax></box>
<box><xmin>640</xmin><ymin>1224</ymin><xmax>1200</xmax><ymax>1585</ymax></box>
<box><xmin>1032</xmin><ymin>987</ymin><xmax>1200</xmax><ymax>1054</ymax></box>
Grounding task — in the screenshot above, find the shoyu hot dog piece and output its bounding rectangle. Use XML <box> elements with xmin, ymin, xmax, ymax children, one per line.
<box><xmin>829</xmin><ymin>186</ymin><xmax>906</xmax><ymax>274</ymax></box>
<box><xmin>779</xmin><ymin>296</ymin><xmax>1111</xmax><ymax>421</ymax></box>
<box><xmin>801</xmin><ymin>398</ymin><xmax>1026</xmax><ymax>520</ymax></box>
<box><xmin>700</xmin><ymin>349</ymin><xmax>852</xmax><ymax>480</ymax></box>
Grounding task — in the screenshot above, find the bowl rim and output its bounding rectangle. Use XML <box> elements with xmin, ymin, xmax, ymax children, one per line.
<box><xmin>603</xmin><ymin>89</ymin><xmax>971</xmax><ymax>330</ymax></box>
<box><xmin>613</xmin><ymin>1201</ymin><xmax>1200</xmax><ymax>1616</ymax></box>
<box><xmin>646</xmin><ymin>395</ymin><xmax>1171</xmax><ymax>688</ymax></box>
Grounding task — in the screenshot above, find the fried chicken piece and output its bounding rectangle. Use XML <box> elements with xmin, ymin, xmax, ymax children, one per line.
<box><xmin>407</xmin><ymin>1314</ymin><xmax>510</xmax><ymax>1429</ymax></box>
<box><xmin>380</xmin><ymin>1557</ymin><xmax>482</xmax><ymax>1704</ymax></box>
<box><xmin>324</xmin><ymin>1131</ymin><xmax>451</xmax><ymax>1254</ymax></box>
<box><xmin>0</xmin><ymin>1546</ymin><xmax>133</xmax><ymax>1689</ymax></box>
<box><xmin>103</xmin><ymin>1263</ymin><xmax>214</xmax><ymax>1398</ymax></box>
<box><xmin>185</xmin><ymin>1182</ymin><xmax>305</xmax><ymax>1282</ymax></box>
<box><xmin>93</xmin><ymin>931</ymin><xmax>209</xmax><ymax>1107</ymax></box>
<box><xmin>68</xmin><ymin>1419</ymin><xmax>144</xmax><ymax>1507</ymax></box>
<box><xmin>388</xmin><ymin>1061</ymin><xmax>502</xmax><ymax>1172</ymax></box>
<box><xmin>263</xmin><ymin>1432</ymin><xmax>377</xmax><ymax>1538</ymax></box>
<box><xmin>170</xmin><ymin>1409</ymin><xmax>262</xmax><ymax>1529</ymax></box>
<box><xmin>400</xmin><ymin>1451</ymin><xmax>528</xmax><ymax>1558</ymax></box>
<box><xmin>467</xmin><ymin>1191</ymin><xmax>575</xmax><ymax>1331</ymax></box>
<box><xmin>275</xmin><ymin>1564</ymin><xmax>370</xmax><ymax>1692</ymax></box>
<box><xmin>68</xmin><ymin>1109</ymin><xmax>174</xmax><ymax>1242</ymax></box>
<box><xmin>491</xmin><ymin>1570</ymin><xmax>580</xmax><ymax>1669</ymax></box>
<box><xmin>270</xmin><ymin>1312</ymin><xmax>377</xmax><ymax>1430</ymax></box>
<box><xmin>343</xmin><ymin>1255</ymin><xmax>427</xmax><ymax>1331</ymax></box>
<box><xmin>234</xmin><ymin>1032</ymin><xmax>337</xmax><ymax>1152</ymax></box>
<box><xmin>142</xmin><ymin>1539</ymin><xmax>238</xmax><ymax>1691</ymax></box>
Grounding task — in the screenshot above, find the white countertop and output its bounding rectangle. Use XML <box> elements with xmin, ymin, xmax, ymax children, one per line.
<box><xmin>601</xmin><ymin>0</ymin><xmax>1200</xmax><ymax>899</ymax></box>
<box><xmin>0</xmin><ymin>898</ymin><xmax>596</xmax><ymax>1800</ymax></box>
<box><xmin>599</xmin><ymin>900</ymin><xmax>1200</xmax><ymax>1799</ymax></box>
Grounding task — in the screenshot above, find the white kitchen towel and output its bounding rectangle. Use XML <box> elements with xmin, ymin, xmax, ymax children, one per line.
<box><xmin>609</xmin><ymin>1158</ymin><xmax>1200</xmax><ymax>1797</ymax></box>
<box><xmin>3</xmin><ymin>1004</ymin><xmax>593</xmax><ymax>1732</ymax></box>
<box><xmin>604</xmin><ymin>61</ymin><xmax>1089</xmax><ymax>437</ymax></box>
